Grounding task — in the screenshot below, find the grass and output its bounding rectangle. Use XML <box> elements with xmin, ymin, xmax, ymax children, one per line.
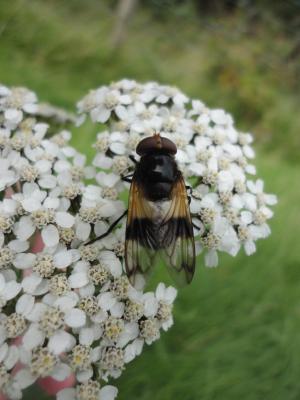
<box><xmin>1</xmin><ymin>1</ymin><xmax>300</xmax><ymax>399</ymax></box>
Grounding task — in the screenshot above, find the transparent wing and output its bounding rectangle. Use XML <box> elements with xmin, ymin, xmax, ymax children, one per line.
<box><xmin>125</xmin><ymin>177</ymin><xmax>157</xmax><ymax>285</ymax></box>
<box><xmin>160</xmin><ymin>176</ymin><xmax>195</xmax><ymax>285</ymax></box>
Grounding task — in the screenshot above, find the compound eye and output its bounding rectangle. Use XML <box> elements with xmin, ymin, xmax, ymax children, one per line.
<box><xmin>136</xmin><ymin>136</ymin><xmax>157</xmax><ymax>155</ymax></box>
<box><xmin>161</xmin><ymin>137</ymin><xmax>177</xmax><ymax>155</ymax></box>
<box><xmin>136</xmin><ymin>135</ymin><xmax>177</xmax><ymax>155</ymax></box>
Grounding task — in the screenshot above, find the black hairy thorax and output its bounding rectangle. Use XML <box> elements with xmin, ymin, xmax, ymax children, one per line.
<box><xmin>135</xmin><ymin>152</ymin><xmax>180</xmax><ymax>201</ymax></box>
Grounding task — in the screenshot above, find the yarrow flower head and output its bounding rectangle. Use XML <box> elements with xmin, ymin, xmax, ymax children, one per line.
<box><xmin>78</xmin><ymin>79</ymin><xmax>277</xmax><ymax>269</ymax></box>
<box><xmin>0</xmin><ymin>83</ymin><xmax>177</xmax><ymax>399</ymax></box>
<box><xmin>0</xmin><ymin>79</ymin><xmax>276</xmax><ymax>399</ymax></box>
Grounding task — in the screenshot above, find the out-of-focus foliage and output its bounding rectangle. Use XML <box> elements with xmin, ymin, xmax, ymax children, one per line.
<box><xmin>142</xmin><ymin>0</ymin><xmax>300</xmax><ymax>23</ymax></box>
<box><xmin>1</xmin><ymin>0</ymin><xmax>299</xmax><ymax>162</ymax></box>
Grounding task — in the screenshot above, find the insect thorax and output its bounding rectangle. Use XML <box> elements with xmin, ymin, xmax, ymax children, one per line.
<box><xmin>136</xmin><ymin>153</ymin><xmax>179</xmax><ymax>201</ymax></box>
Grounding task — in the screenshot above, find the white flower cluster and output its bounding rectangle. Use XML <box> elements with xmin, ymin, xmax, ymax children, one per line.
<box><xmin>78</xmin><ymin>79</ymin><xmax>277</xmax><ymax>268</ymax></box>
<box><xmin>0</xmin><ymin>84</ymin><xmax>177</xmax><ymax>400</ymax></box>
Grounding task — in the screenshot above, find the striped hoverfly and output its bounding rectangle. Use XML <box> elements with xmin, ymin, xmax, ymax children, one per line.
<box><xmin>88</xmin><ymin>133</ymin><xmax>196</xmax><ymax>286</ymax></box>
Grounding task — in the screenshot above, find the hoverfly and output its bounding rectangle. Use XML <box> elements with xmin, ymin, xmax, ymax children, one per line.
<box><xmin>87</xmin><ymin>133</ymin><xmax>195</xmax><ymax>286</ymax></box>
<box><xmin>124</xmin><ymin>133</ymin><xmax>195</xmax><ymax>286</ymax></box>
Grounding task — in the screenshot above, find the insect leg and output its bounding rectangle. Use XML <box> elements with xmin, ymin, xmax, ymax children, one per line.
<box><xmin>121</xmin><ymin>173</ymin><xmax>133</xmax><ymax>183</ymax></box>
<box><xmin>120</xmin><ymin>156</ymin><xmax>137</xmax><ymax>179</ymax></box>
<box><xmin>186</xmin><ymin>185</ymin><xmax>200</xmax><ymax>199</ymax></box>
<box><xmin>185</xmin><ymin>185</ymin><xmax>193</xmax><ymax>196</ymax></box>
<box><xmin>191</xmin><ymin>213</ymin><xmax>203</xmax><ymax>231</ymax></box>
<box><xmin>192</xmin><ymin>222</ymin><xmax>202</xmax><ymax>230</ymax></box>
<box><xmin>85</xmin><ymin>210</ymin><xmax>128</xmax><ymax>245</ymax></box>
<box><xmin>186</xmin><ymin>185</ymin><xmax>193</xmax><ymax>205</ymax></box>
<box><xmin>191</xmin><ymin>213</ymin><xmax>201</xmax><ymax>219</ymax></box>
<box><xmin>129</xmin><ymin>155</ymin><xmax>138</xmax><ymax>164</ymax></box>
<box><xmin>186</xmin><ymin>185</ymin><xmax>202</xmax><ymax>200</ymax></box>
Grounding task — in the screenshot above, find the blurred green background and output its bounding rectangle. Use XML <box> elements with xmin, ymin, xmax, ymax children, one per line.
<box><xmin>1</xmin><ymin>1</ymin><xmax>300</xmax><ymax>399</ymax></box>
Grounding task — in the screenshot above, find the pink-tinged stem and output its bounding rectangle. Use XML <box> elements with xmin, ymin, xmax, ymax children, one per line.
<box><xmin>38</xmin><ymin>375</ymin><xmax>76</xmax><ymax>396</ymax></box>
